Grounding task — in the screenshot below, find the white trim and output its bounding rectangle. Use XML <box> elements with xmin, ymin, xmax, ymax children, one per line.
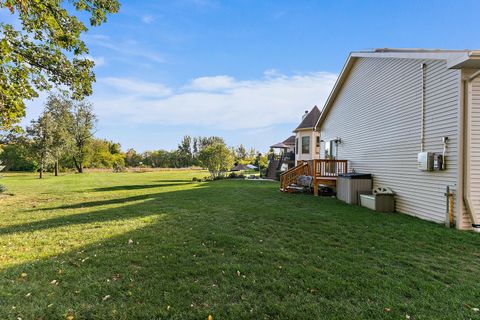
<box><xmin>352</xmin><ymin>51</ymin><xmax>466</xmax><ymax>61</ymax></box>
<box><xmin>316</xmin><ymin>49</ymin><xmax>480</xmax><ymax>131</ymax></box>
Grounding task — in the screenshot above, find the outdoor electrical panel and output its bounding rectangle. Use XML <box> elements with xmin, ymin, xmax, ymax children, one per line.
<box><xmin>418</xmin><ymin>152</ymin><xmax>445</xmax><ymax>171</ymax></box>
<box><xmin>433</xmin><ymin>153</ymin><xmax>444</xmax><ymax>171</ymax></box>
<box><xmin>418</xmin><ymin>152</ymin><xmax>434</xmax><ymax>171</ymax></box>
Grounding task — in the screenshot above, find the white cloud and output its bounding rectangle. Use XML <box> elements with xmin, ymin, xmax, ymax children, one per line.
<box><xmin>99</xmin><ymin>77</ymin><xmax>172</xmax><ymax>97</ymax></box>
<box><xmin>92</xmin><ymin>71</ymin><xmax>337</xmax><ymax>130</ymax></box>
<box><xmin>187</xmin><ymin>75</ymin><xmax>237</xmax><ymax>91</ymax></box>
<box><xmin>87</xmin><ymin>35</ymin><xmax>166</xmax><ymax>63</ymax></box>
<box><xmin>142</xmin><ymin>15</ymin><xmax>155</xmax><ymax>24</ymax></box>
<box><xmin>85</xmin><ymin>55</ymin><xmax>106</xmax><ymax>67</ymax></box>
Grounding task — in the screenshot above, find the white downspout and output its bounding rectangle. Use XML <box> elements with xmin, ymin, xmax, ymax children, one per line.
<box><xmin>462</xmin><ymin>71</ymin><xmax>480</xmax><ymax>232</ymax></box>
<box><xmin>421</xmin><ymin>63</ymin><xmax>427</xmax><ymax>152</ymax></box>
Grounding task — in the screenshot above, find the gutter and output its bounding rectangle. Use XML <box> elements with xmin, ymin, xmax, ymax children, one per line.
<box><xmin>461</xmin><ymin>71</ymin><xmax>480</xmax><ymax>232</ymax></box>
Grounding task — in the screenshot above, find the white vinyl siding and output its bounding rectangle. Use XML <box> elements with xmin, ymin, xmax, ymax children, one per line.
<box><xmin>468</xmin><ymin>76</ymin><xmax>480</xmax><ymax>224</ymax></box>
<box><xmin>320</xmin><ymin>57</ymin><xmax>460</xmax><ymax>224</ymax></box>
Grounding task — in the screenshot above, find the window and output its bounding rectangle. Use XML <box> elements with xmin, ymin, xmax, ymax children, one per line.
<box><xmin>302</xmin><ymin>136</ymin><xmax>310</xmax><ymax>154</ymax></box>
<box><xmin>295</xmin><ymin>138</ymin><xmax>299</xmax><ymax>154</ymax></box>
<box><xmin>324</xmin><ymin>140</ymin><xmax>337</xmax><ymax>159</ymax></box>
<box><xmin>316</xmin><ymin>136</ymin><xmax>320</xmax><ymax>154</ymax></box>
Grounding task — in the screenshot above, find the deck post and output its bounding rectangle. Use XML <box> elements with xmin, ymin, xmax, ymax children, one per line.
<box><xmin>313</xmin><ymin>160</ymin><xmax>318</xmax><ymax>196</ymax></box>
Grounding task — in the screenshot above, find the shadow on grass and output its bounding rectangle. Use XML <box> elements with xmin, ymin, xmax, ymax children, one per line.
<box><xmin>92</xmin><ymin>182</ymin><xmax>191</xmax><ymax>192</ymax></box>
<box><xmin>1</xmin><ymin>179</ymin><xmax>480</xmax><ymax>319</ymax></box>
<box><xmin>29</xmin><ymin>194</ymin><xmax>152</xmax><ymax>212</ymax></box>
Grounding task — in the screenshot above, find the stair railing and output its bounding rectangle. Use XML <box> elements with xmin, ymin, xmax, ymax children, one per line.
<box><xmin>279</xmin><ymin>162</ymin><xmax>310</xmax><ymax>191</ymax></box>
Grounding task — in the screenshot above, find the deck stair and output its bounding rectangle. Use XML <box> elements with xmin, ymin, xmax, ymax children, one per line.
<box><xmin>279</xmin><ymin>162</ymin><xmax>310</xmax><ymax>192</ymax></box>
<box><xmin>266</xmin><ymin>159</ymin><xmax>281</xmax><ymax>179</ymax></box>
<box><xmin>280</xmin><ymin>159</ymin><xmax>348</xmax><ymax>194</ymax></box>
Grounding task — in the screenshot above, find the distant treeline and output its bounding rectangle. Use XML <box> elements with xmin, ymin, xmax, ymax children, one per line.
<box><xmin>0</xmin><ymin>94</ymin><xmax>268</xmax><ymax>176</ymax></box>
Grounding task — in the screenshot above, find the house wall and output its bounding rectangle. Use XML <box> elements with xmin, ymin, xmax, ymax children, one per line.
<box><xmin>464</xmin><ymin>72</ymin><xmax>480</xmax><ymax>228</ymax></box>
<box><xmin>319</xmin><ymin>57</ymin><xmax>461</xmax><ymax>224</ymax></box>
<box><xmin>295</xmin><ymin>130</ymin><xmax>320</xmax><ymax>162</ymax></box>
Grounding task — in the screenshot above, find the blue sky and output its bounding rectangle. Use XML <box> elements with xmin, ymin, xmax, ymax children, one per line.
<box><xmin>11</xmin><ymin>0</ymin><xmax>480</xmax><ymax>152</ymax></box>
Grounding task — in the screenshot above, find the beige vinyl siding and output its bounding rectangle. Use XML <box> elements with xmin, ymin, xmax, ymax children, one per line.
<box><xmin>295</xmin><ymin>130</ymin><xmax>320</xmax><ymax>162</ymax></box>
<box><xmin>468</xmin><ymin>76</ymin><xmax>480</xmax><ymax>223</ymax></box>
<box><xmin>320</xmin><ymin>57</ymin><xmax>460</xmax><ymax>224</ymax></box>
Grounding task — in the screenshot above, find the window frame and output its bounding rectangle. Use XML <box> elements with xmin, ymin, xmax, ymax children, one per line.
<box><xmin>301</xmin><ymin>136</ymin><xmax>310</xmax><ymax>154</ymax></box>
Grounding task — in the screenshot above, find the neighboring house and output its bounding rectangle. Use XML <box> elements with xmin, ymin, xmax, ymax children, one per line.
<box><xmin>266</xmin><ymin>136</ymin><xmax>296</xmax><ymax>179</ymax></box>
<box><xmin>293</xmin><ymin>106</ymin><xmax>321</xmax><ymax>162</ymax></box>
<box><xmin>313</xmin><ymin>48</ymin><xmax>480</xmax><ymax>231</ymax></box>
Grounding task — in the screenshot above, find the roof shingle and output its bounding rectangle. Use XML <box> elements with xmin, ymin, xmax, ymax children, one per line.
<box><xmin>294</xmin><ymin>106</ymin><xmax>321</xmax><ymax>131</ymax></box>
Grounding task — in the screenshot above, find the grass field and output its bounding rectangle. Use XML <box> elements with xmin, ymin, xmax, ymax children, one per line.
<box><xmin>0</xmin><ymin>171</ymin><xmax>479</xmax><ymax>319</ymax></box>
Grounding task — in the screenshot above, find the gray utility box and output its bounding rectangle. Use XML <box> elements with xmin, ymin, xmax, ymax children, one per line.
<box><xmin>337</xmin><ymin>173</ymin><xmax>372</xmax><ymax>205</ymax></box>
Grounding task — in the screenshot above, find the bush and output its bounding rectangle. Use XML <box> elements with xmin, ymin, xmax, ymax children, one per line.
<box><xmin>112</xmin><ymin>162</ymin><xmax>126</xmax><ymax>173</ymax></box>
<box><xmin>0</xmin><ymin>185</ymin><xmax>7</xmax><ymax>193</ymax></box>
<box><xmin>228</xmin><ymin>172</ymin><xmax>238</xmax><ymax>178</ymax></box>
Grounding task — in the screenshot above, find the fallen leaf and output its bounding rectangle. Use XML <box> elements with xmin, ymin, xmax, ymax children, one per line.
<box><xmin>47</xmin><ymin>304</ymin><xmax>54</xmax><ymax>308</ymax></box>
<box><xmin>384</xmin><ymin>307</ymin><xmax>391</xmax><ymax>312</ymax></box>
<box><xmin>20</xmin><ymin>272</ymin><xmax>27</xmax><ymax>278</ymax></box>
<box><xmin>208</xmin><ymin>315</ymin><xmax>213</xmax><ymax>320</ymax></box>
<box><xmin>472</xmin><ymin>308</ymin><xmax>480</xmax><ymax>312</ymax></box>
<box><xmin>128</xmin><ymin>239</ymin><xmax>134</xmax><ymax>245</ymax></box>
<box><xmin>50</xmin><ymin>279</ymin><xmax>58</xmax><ymax>285</ymax></box>
<box><xmin>102</xmin><ymin>295</ymin><xmax>111</xmax><ymax>301</ymax></box>
<box><xmin>166</xmin><ymin>305</ymin><xmax>171</xmax><ymax>311</ymax></box>
<box><xmin>236</xmin><ymin>270</ymin><xmax>241</xmax><ymax>276</ymax></box>
<box><xmin>25</xmin><ymin>292</ymin><xmax>31</xmax><ymax>297</ymax></box>
<box><xmin>66</xmin><ymin>315</ymin><xmax>74</xmax><ymax>320</ymax></box>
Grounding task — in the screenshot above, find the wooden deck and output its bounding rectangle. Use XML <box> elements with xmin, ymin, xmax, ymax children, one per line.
<box><xmin>280</xmin><ymin>159</ymin><xmax>348</xmax><ymax>195</ymax></box>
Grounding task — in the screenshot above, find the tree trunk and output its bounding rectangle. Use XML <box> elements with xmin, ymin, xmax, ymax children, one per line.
<box><xmin>39</xmin><ymin>164</ymin><xmax>43</xmax><ymax>179</ymax></box>
<box><xmin>73</xmin><ymin>157</ymin><xmax>83</xmax><ymax>173</ymax></box>
<box><xmin>54</xmin><ymin>160</ymin><xmax>59</xmax><ymax>176</ymax></box>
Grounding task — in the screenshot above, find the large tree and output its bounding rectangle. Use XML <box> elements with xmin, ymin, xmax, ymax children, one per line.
<box><xmin>177</xmin><ymin>135</ymin><xmax>192</xmax><ymax>167</ymax></box>
<box><xmin>44</xmin><ymin>93</ymin><xmax>73</xmax><ymax>175</ymax></box>
<box><xmin>26</xmin><ymin>111</ymin><xmax>55</xmax><ymax>178</ymax></box>
<box><xmin>68</xmin><ymin>100</ymin><xmax>96</xmax><ymax>173</ymax></box>
<box><xmin>198</xmin><ymin>141</ymin><xmax>234</xmax><ymax>179</ymax></box>
<box><xmin>0</xmin><ymin>0</ymin><xmax>119</xmax><ymax>129</ymax></box>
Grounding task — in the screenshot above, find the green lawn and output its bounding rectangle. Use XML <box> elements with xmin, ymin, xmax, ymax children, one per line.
<box><xmin>0</xmin><ymin>171</ymin><xmax>479</xmax><ymax>319</ymax></box>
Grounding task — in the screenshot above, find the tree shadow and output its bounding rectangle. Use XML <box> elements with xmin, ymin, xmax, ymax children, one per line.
<box><xmin>1</xmin><ymin>179</ymin><xmax>480</xmax><ymax>319</ymax></box>
<box><xmin>28</xmin><ymin>194</ymin><xmax>152</xmax><ymax>212</ymax></box>
<box><xmin>92</xmin><ymin>182</ymin><xmax>192</xmax><ymax>192</ymax></box>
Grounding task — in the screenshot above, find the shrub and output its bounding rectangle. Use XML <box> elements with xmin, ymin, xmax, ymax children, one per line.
<box><xmin>112</xmin><ymin>162</ymin><xmax>126</xmax><ymax>173</ymax></box>
<box><xmin>0</xmin><ymin>185</ymin><xmax>7</xmax><ymax>193</ymax></box>
<box><xmin>198</xmin><ymin>142</ymin><xmax>234</xmax><ymax>179</ymax></box>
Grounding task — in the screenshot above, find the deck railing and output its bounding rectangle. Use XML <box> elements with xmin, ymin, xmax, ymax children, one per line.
<box><xmin>279</xmin><ymin>162</ymin><xmax>309</xmax><ymax>191</ymax></box>
<box><xmin>280</xmin><ymin>159</ymin><xmax>348</xmax><ymax>193</ymax></box>
<box><xmin>313</xmin><ymin>159</ymin><xmax>348</xmax><ymax>178</ymax></box>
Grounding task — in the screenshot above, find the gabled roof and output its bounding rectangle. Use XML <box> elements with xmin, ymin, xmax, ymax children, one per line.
<box><xmin>270</xmin><ymin>135</ymin><xmax>295</xmax><ymax>149</ymax></box>
<box><xmin>315</xmin><ymin>48</ymin><xmax>480</xmax><ymax>130</ymax></box>
<box><xmin>282</xmin><ymin>135</ymin><xmax>295</xmax><ymax>146</ymax></box>
<box><xmin>294</xmin><ymin>106</ymin><xmax>321</xmax><ymax>132</ymax></box>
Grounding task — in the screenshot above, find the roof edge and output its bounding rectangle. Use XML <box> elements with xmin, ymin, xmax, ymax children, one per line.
<box><xmin>316</xmin><ymin>49</ymin><xmax>480</xmax><ymax>130</ymax></box>
<box><xmin>315</xmin><ymin>54</ymin><xmax>357</xmax><ymax>130</ymax></box>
